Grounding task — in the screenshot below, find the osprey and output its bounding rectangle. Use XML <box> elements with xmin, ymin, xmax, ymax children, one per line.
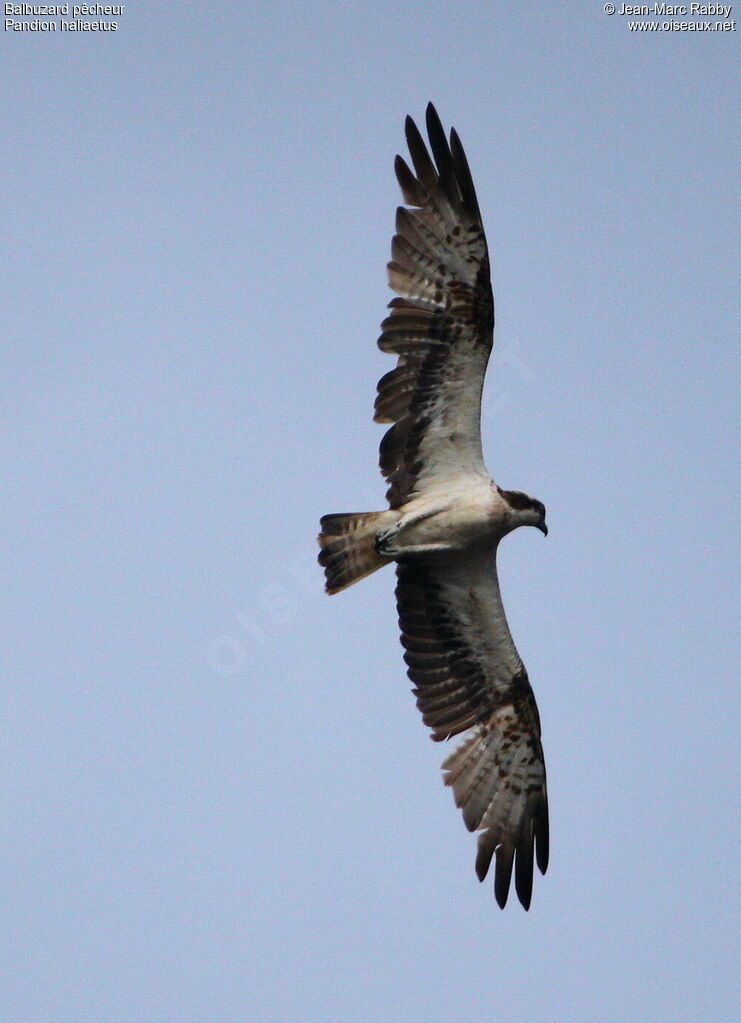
<box><xmin>318</xmin><ymin>104</ymin><xmax>549</xmax><ymax>909</ymax></box>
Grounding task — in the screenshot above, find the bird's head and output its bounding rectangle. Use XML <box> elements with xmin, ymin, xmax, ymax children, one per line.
<box><xmin>498</xmin><ymin>488</ymin><xmax>548</xmax><ymax>536</ymax></box>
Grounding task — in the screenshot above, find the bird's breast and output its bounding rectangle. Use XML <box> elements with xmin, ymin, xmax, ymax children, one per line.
<box><xmin>397</xmin><ymin>483</ymin><xmax>502</xmax><ymax>552</ymax></box>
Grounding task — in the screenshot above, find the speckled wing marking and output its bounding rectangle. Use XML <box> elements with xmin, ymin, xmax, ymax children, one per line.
<box><xmin>376</xmin><ymin>103</ymin><xmax>494</xmax><ymax>509</ymax></box>
<box><xmin>396</xmin><ymin>550</ymin><xmax>549</xmax><ymax>910</ymax></box>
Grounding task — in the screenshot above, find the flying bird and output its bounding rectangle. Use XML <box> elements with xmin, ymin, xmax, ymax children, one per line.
<box><xmin>318</xmin><ymin>104</ymin><xmax>549</xmax><ymax>909</ymax></box>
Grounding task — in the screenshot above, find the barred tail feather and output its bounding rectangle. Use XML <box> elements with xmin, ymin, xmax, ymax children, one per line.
<box><xmin>318</xmin><ymin>511</ymin><xmax>397</xmax><ymax>594</ymax></box>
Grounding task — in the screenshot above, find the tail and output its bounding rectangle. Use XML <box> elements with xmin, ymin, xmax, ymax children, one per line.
<box><xmin>318</xmin><ymin>510</ymin><xmax>398</xmax><ymax>594</ymax></box>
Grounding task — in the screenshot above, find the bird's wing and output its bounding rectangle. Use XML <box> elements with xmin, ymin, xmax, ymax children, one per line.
<box><xmin>395</xmin><ymin>548</ymin><xmax>549</xmax><ymax>909</ymax></box>
<box><xmin>376</xmin><ymin>103</ymin><xmax>494</xmax><ymax>509</ymax></box>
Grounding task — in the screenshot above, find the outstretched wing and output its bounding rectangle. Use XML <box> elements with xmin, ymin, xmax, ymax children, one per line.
<box><xmin>376</xmin><ymin>103</ymin><xmax>494</xmax><ymax>509</ymax></box>
<box><xmin>395</xmin><ymin>549</ymin><xmax>549</xmax><ymax>909</ymax></box>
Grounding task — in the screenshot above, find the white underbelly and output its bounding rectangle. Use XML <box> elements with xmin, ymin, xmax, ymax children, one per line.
<box><xmin>392</xmin><ymin>484</ymin><xmax>498</xmax><ymax>553</ymax></box>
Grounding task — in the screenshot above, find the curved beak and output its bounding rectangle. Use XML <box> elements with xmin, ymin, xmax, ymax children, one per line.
<box><xmin>537</xmin><ymin>522</ymin><xmax>548</xmax><ymax>537</ymax></box>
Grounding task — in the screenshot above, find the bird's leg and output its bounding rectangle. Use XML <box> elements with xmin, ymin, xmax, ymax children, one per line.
<box><xmin>374</xmin><ymin>508</ymin><xmax>456</xmax><ymax>558</ymax></box>
<box><xmin>373</xmin><ymin>521</ymin><xmax>403</xmax><ymax>556</ymax></box>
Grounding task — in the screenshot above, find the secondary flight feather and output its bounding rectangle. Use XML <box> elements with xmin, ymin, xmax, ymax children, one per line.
<box><xmin>318</xmin><ymin>104</ymin><xmax>550</xmax><ymax>909</ymax></box>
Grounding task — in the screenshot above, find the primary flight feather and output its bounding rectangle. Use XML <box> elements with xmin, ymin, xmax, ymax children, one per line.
<box><xmin>318</xmin><ymin>104</ymin><xmax>549</xmax><ymax>909</ymax></box>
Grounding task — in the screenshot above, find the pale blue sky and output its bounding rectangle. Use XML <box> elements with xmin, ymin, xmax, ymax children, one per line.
<box><xmin>2</xmin><ymin>3</ymin><xmax>738</xmax><ymax>1021</ymax></box>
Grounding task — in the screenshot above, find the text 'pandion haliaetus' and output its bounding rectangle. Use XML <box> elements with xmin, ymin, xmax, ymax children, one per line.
<box><xmin>318</xmin><ymin>104</ymin><xmax>550</xmax><ymax>909</ymax></box>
